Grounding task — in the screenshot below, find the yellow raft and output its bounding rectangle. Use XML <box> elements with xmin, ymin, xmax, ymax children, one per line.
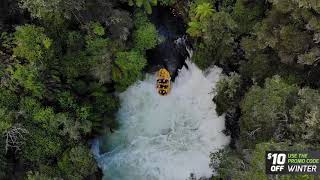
<box><xmin>156</xmin><ymin>68</ymin><xmax>171</xmax><ymax>96</ymax></box>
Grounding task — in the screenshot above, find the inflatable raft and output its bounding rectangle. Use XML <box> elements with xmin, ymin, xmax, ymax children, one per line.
<box><xmin>156</xmin><ymin>68</ymin><xmax>171</xmax><ymax>96</ymax></box>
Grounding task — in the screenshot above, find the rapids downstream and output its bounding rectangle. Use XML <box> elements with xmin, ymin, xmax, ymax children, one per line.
<box><xmin>92</xmin><ymin>59</ymin><xmax>230</xmax><ymax>180</ymax></box>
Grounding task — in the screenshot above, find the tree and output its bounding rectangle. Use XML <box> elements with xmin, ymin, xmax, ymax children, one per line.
<box><xmin>232</xmin><ymin>0</ymin><xmax>265</xmax><ymax>35</ymax></box>
<box><xmin>0</xmin><ymin>108</ymin><xmax>13</xmax><ymax>134</ymax></box>
<box><xmin>133</xmin><ymin>11</ymin><xmax>149</xmax><ymax>27</ymax></box>
<box><xmin>239</xmin><ymin>42</ymin><xmax>280</xmax><ymax>83</ymax></box>
<box><xmin>61</xmin><ymin>22</ymin><xmax>114</xmax><ymax>83</ymax></box>
<box><xmin>85</xmin><ymin>23</ymin><xmax>113</xmax><ymax>84</ymax></box>
<box><xmin>107</xmin><ymin>10</ymin><xmax>133</xmax><ymax>41</ymax></box>
<box><xmin>66</xmin><ymin>31</ymin><xmax>84</xmax><ymax>53</ymax></box>
<box><xmin>19</xmin><ymin>0</ymin><xmax>84</xmax><ymax>20</ymax></box>
<box><xmin>4</xmin><ymin>123</ymin><xmax>28</xmax><ymax>153</ymax></box>
<box><xmin>13</xmin><ymin>25</ymin><xmax>52</xmax><ymax>63</ymax></box>
<box><xmin>186</xmin><ymin>21</ymin><xmax>202</xmax><ymax>37</ymax></box>
<box><xmin>159</xmin><ymin>0</ymin><xmax>176</xmax><ymax>6</ymax></box>
<box><xmin>0</xmin><ymin>88</ymin><xmax>18</xmax><ymax>110</ymax></box>
<box><xmin>128</xmin><ymin>0</ymin><xmax>157</xmax><ymax>14</ymax></box>
<box><xmin>244</xmin><ymin>0</ymin><xmax>319</xmax><ymax>67</ymax></box>
<box><xmin>85</xmin><ymin>23</ymin><xmax>109</xmax><ymax>54</ymax></box>
<box><xmin>91</xmin><ymin>92</ymin><xmax>119</xmax><ymax>115</ymax></box>
<box><xmin>292</xmin><ymin>0</ymin><xmax>320</xmax><ymax>13</ymax></box>
<box><xmin>195</xmin><ymin>3</ymin><xmax>214</xmax><ymax>20</ymax></box>
<box><xmin>187</xmin><ymin>2</ymin><xmax>215</xmax><ymax>38</ymax></box>
<box><xmin>297</xmin><ymin>47</ymin><xmax>320</xmax><ymax>65</ymax></box>
<box><xmin>214</xmin><ymin>72</ymin><xmax>242</xmax><ymax>115</ymax></box>
<box><xmin>56</xmin><ymin>91</ymin><xmax>77</xmax><ymax>110</ymax></box>
<box><xmin>289</xmin><ymin>88</ymin><xmax>320</xmax><ymax>146</ymax></box>
<box><xmin>90</xmin><ymin>57</ymin><xmax>112</xmax><ymax>84</ymax></box>
<box><xmin>214</xmin><ymin>0</ymin><xmax>237</xmax><ymax>13</ymax></box>
<box><xmin>32</xmin><ymin>106</ymin><xmax>56</xmax><ymax>130</ymax></box>
<box><xmin>132</xmin><ymin>11</ymin><xmax>159</xmax><ymax>51</ymax></box>
<box><xmin>133</xmin><ymin>22</ymin><xmax>159</xmax><ymax>51</ymax></box>
<box><xmin>75</xmin><ymin>106</ymin><xmax>92</xmax><ymax>133</ymax></box>
<box><xmin>22</xmin><ymin>100</ymin><xmax>55</xmax><ymax>132</ymax></box>
<box><xmin>20</xmin><ymin>97</ymin><xmax>58</xmax><ymax>133</ymax></box>
<box><xmin>58</xmin><ymin>145</ymin><xmax>97</xmax><ymax>179</ymax></box>
<box><xmin>88</xmin><ymin>87</ymin><xmax>120</xmax><ymax>132</ymax></box>
<box><xmin>240</xmin><ymin>76</ymin><xmax>298</xmax><ymax>147</ymax></box>
<box><xmin>210</xmin><ymin>148</ymin><xmax>243</xmax><ymax>179</ymax></box>
<box><xmin>277</xmin><ymin>25</ymin><xmax>312</xmax><ymax>65</ymax></box>
<box><xmin>112</xmin><ymin>50</ymin><xmax>147</xmax><ymax>91</ymax></box>
<box><xmin>9</xmin><ymin>64</ymin><xmax>45</xmax><ymax>98</ymax></box>
<box><xmin>26</xmin><ymin>171</ymin><xmax>60</xmax><ymax>180</ymax></box>
<box><xmin>189</xmin><ymin>11</ymin><xmax>237</xmax><ymax>68</ymax></box>
<box><xmin>21</xmin><ymin>127</ymin><xmax>63</xmax><ymax>162</ymax></box>
<box><xmin>61</xmin><ymin>51</ymin><xmax>87</xmax><ymax>79</ymax></box>
<box><xmin>55</xmin><ymin>113</ymin><xmax>81</xmax><ymax>140</ymax></box>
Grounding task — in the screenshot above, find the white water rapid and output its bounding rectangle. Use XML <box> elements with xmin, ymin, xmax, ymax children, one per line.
<box><xmin>92</xmin><ymin>60</ymin><xmax>230</xmax><ymax>180</ymax></box>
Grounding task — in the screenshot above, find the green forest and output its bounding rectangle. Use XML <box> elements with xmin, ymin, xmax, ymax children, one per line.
<box><xmin>1</xmin><ymin>0</ymin><xmax>320</xmax><ymax>179</ymax></box>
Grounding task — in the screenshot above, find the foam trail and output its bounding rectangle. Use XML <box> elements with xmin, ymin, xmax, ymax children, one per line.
<box><xmin>92</xmin><ymin>60</ymin><xmax>230</xmax><ymax>180</ymax></box>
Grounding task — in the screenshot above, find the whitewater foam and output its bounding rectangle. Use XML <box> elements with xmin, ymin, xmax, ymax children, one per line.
<box><xmin>92</xmin><ymin>60</ymin><xmax>230</xmax><ymax>180</ymax></box>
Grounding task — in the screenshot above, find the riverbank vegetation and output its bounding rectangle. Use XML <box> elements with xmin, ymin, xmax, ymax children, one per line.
<box><xmin>0</xmin><ymin>0</ymin><xmax>160</xmax><ymax>179</ymax></box>
<box><xmin>186</xmin><ymin>0</ymin><xmax>320</xmax><ymax>179</ymax></box>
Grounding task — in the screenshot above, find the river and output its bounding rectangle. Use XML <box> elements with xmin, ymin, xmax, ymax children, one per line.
<box><xmin>92</xmin><ymin>57</ymin><xmax>229</xmax><ymax>180</ymax></box>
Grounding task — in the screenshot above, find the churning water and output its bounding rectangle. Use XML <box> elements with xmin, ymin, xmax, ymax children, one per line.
<box><xmin>92</xmin><ymin>60</ymin><xmax>230</xmax><ymax>180</ymax></box>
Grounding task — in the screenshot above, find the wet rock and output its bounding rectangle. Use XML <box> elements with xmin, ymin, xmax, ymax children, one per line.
<box><xmin>146</xmin><ymin>6</ymin><xmax>190</xmax><ymax>80</ymax></box>
<box><xmin>223</xmin><ymin>108</ymin><xmax>241</xmax><ymax>149</ymax></box>
<box><xmin>146</xmin><ymin>37</ymin><xmax>191</xmax><ymax>80</ymax></box>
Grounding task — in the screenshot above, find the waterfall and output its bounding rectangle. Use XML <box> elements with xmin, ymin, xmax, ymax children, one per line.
<box><xmin>92</xmin><ymin>57</ymin><xmax>230</xmax><ymax>180</ymax></box>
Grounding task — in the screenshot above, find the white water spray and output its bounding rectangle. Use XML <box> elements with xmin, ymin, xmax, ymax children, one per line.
<box><xmin>92</xmin><ymin>60</ymin><xmax>230</xmax><ymax>180</ymax></box>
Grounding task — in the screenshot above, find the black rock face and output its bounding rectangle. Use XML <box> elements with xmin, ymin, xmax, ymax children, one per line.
<box><xmin>146</xmin><ymin>37</ymin><xmax>190</xmax><ymax>80</ymax></box>
<box><xmin>224</xmin><ymin>108</ymin><xmax>241</xmax><ymax>149</ymax></box>
<box><xmin>150</xmin><ymin>6</ymin><xmax>186</xmax><ymax>39</ymax></box>
<box><xmin>146</xmin><ymin>6</ymin><xmax>190</xmax><ymax>80</ymax></box>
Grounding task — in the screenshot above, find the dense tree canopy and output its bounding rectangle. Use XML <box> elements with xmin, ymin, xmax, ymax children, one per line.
<box><xmin>1</xmin><ymin>0</ymin><xmax>320</xmax><ymax>179</ymax></box>
<box><xmin>240</xmin><ymin>76</ymin><xmax>298</xmax><ymax>147</ymax></box>
<box><xmin>58</xmin><ymin>145</ymin><xmax>97</xmax><ymax>179</ymax></box>
<box><xmin>188</xmin><ymin>1</ymin><xmax>238</xmax><ymax>68</ymax></box>
<box><xmin>206</xmin><ymin>0</ymin><xmax>320</xmax><ymax>178</ymax></box>
<box><xmin>0</xmin><ymin>0</ymin><xmax>156</xmax><ymax>178</ymax></box>
<box><xmin>19</xmin><ymin>0</ymin><xmax>84</xmax><ymax>20</ymax></box>
<box><xmin>13</xmin><ymin>25</ymin><xmax>53</xmax><ymax>63</ymax></box>
<box><xmin>112</xmin><ymin>50</ymin><xmax>147</xmax><ymax>91</ymax></box>
<box><xmin>290</xmin><ymin>88</ymin><xmax>320</xmax><ymax>146</ymax></box>
<box><xmin>214</xmin><ymin>72</ymin><xmax>242</xmax><ymax>115</ymax></box>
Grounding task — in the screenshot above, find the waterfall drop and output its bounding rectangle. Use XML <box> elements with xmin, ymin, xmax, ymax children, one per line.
<box><xmin>92</xmin><ymin>58</ymin><xmax>230</xmax><ymax>180</ymax></box>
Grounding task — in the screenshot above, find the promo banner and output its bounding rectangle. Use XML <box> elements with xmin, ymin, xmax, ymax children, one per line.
<box><xmin>266</xmin><ymin>151</ymin><xmax>320</xmax><ymax>174</ymax></box>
